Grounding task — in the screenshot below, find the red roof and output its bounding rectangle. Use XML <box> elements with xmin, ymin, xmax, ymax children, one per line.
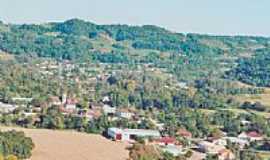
<box><xmin>247</xmin><ymin>131</ymin><xmax>262</xmax><ymax>138</ymax></box>
<box><xmin>156</xmin><ymin>137</ymin><xmax>176</xmax><ymax>144</ymax></box>
<box><xmin>66</xmin><ymin>98</ymin><xmax>78</xmax><ymax>105</ymax></box>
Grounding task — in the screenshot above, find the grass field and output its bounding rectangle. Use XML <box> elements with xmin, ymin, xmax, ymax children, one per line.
<box><xmin>0</xmin><ymin>127</ymin><xmax>129</xmax><ymax>160</ymax></box>
<box><xmin>233</xmin><ymin>82</ymin><xmax>270</xmax><ymax>108</ymax></box>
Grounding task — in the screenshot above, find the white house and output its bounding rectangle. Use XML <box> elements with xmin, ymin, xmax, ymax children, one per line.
<box><xmin>222</xmin><ymin>137</ymin><xmax>249</xmax><ymax>149</ymax></box>
<box><xmin>0</xmin><ymin>102</ymin><xmax>18</xmax><ymax>113</ymax></box>
<box><xmin>107</xmin><ymin>128</ymin><xmax>161</xmax><ymax>142</ymax></box>
<box><xmin>116</xmin><ymin>110</ymin><xmax>134</xmax><ymax>119</ymax></box>
<box><xmin>102</xmin><ymin>96</ymin><xmax>111</xmax><ymax>103</ymax></box>
<box><xmin>162</xmin><ymin>145</ymin><xmax>184</xmax><ymax>157</ymax></box>
<box><xmin>103</xmin><ymin>105</ymin><xmax>116</xmax><ymax>115</ymax></box>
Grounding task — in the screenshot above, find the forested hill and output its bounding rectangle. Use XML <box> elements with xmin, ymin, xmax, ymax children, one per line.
<box><xmin>0</xmin><ymin>19</ymin><xmax>270</xmax><ymax>86</ymax></box>
<box><xmin>226</xmin><ymin>48</ymin><xmax>270</xmax><ymax>87</ymax></box>
<box><xmin>0</xmin><ymin>19</ymin><xmax>269</xmax><ymax>60</ymax></box>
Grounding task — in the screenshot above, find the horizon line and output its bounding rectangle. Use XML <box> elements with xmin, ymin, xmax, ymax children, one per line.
<box><xmin>1</xmin><ymin>18</ymin><xmax>269</xmax><ymax>38</ymax></box>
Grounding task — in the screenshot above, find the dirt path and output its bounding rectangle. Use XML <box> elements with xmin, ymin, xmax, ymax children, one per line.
<box><xmin>0</xmin><ymin>127</ymin><xmax>129</xmax><ymax>160</ymax></box>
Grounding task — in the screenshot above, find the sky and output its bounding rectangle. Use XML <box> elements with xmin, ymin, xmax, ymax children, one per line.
<box><xmin>0</xmin><ymin>0</ymin><xmax>269</xmax><ymax>36</ymax></box>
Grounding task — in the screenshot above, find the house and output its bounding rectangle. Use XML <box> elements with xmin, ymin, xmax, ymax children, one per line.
<box><xmin>222</xmin><ymin>137</ymin><xmax>249</xmax><ymax>149</ymax></box>
<box><xmin>0</xmin><ymin>102</ymin><xmax>18</xmax><ymax>113</ymax></box>
<box><xmin>65</xmin><ymin>98</ymin><xmax>78</xmax><ymax>110</ymax></box>
<box><xmin>207</xmin><ymin>137</ymin><xmax>227</xmax><ymax>146</ymax></box>
<box><xmin>116</xmin><ymin>111</ymin><xmax>134</xmax><ymax>119</ymax></box>
<box><xmin>177</xmin><ymin>82</ymin><xmax>188</xmax><ymax>89</ymax></box>
<box><xmin>107</xmin><ymin>128</ymin><xmax>161</xmax><ymax>142</ymax></box>
<box><xmin>49</xmin><ymin>96</ymin><xmax>62</xmax><ymax>106</ymax></box>
<box><xmin>103</xmin><ymin>105</ymin><xmax>116</xmax><ymax>115</ymax></box>
<box><xmin>238</xmin><ymin>131</ymin><xmax>264</xmax><ymax>141</ymax></box>
<box><xmin>154</xmin><ymin>137</ymin><xmax>177</xmax><ymax>146</ymax></box>
<box><xmin>102</xmin><ymin>96</ymin><xmax>111</xmax><ymax>103</ymax></box>
<box><xmin>116</xmin><ymin>108</ymin><xmax>135</xmax><ymax>119</ymax></box>
<box><xmin>162</xmin><ymin>145</ymin><xmax>184</xmax><ymax>157</ymax></box>
<box><xmin>197</xmin><ymin>141</ymin><xmax>226</xmax><ymax>154</ymax></box>
<box><xmin>11</xmin><ymin>97</ymin><xmax>33</xmax><ymax>103</ymax></box>
<box><xmin>218</xmin><ymin>149</ymin><xmax>235</xmax><ymax>160</ymax></box>
<box><xmin>188</xmin><ymin>151</ymin><xmax>206</xmax><ymax>160</ymax></box>
<box><xmin>241</xmin><ymin>120</ymin><xmax>251</xmax><ymax>126</ymax></box>
<box><xmin>79</xmin><ymin>109</ymin><xmax>102</xmax><ymax>120</ymax></box>
<box><xmin>177</xmin><ymin>128</ymin><xmax>192</xmax><ymax>138</ymax></box>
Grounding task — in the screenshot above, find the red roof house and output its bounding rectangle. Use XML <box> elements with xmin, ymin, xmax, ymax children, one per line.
<box><xmin>154</xmin><ymin>137</ymin><xmax>177</xmax><ymax>146</ymax></box>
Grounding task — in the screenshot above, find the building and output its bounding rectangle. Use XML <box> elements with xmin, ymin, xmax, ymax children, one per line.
<box><xmin>0</xmin><ymin>102</ymin><xmax>18</xmax><ymax>113</ymax></box>
<box><xmin>162</xmin><ymin>145</ymin><xmax>184</xmax><ymax>157</ymax></box>
<box><xmin>103</xmin><ymin>105</ymin><xmax>116</xmax><ymax>115</ymax></box>
<box><xmin>65</xmin><ymin>98</ymin><xmax>78</xmax><ymax>110</ymax></box>
<box><xmin>102</xmin><ymin>96</ymin><xmax>111</xmax><ymax>103</ymax></box>
<box><xmin>238</xmin><ymin>131</ymin><xmax>264</xmax><ymax>141</ymax></box>
<box><xmin>222</xmin><ymin>137</ymin><xmax>249</xmax><ymax>149</ymax></box>
<box><xmin>49</xmin><ymin>96</ymin><xmax>62</xmax><ymax>106</ymax></box>
<box><xmin>107</xmin><ymin>128</ymin><xmax>161</xmax><ymax>142</ymax></box>
<box><xmin>11</xmin><ymin>97</ymin><xmax>33</xmax><ymax>103</ymax></box>
<box><xmin>154</xmin><ymin>137</ymin><xmax>177</xmax><ymax>146</ymax></box>
<box><xmin>197</xmin><ymin>141</ymin><xmax>226</xmax><ymax>154</ymax></box>
<box><xmin>176</xmin><ymin>128</ymin><xmax>192</xmax><ymax>138</ymax></box>
<box><xmin>218</xmin><ymin>149</ymin><xmax>235</xmax><ymax>160</ymax></box>
<box><xmin>116</xmin><ymin>108</ymin><xmax>135</xmax><ymax>119</ymax></box>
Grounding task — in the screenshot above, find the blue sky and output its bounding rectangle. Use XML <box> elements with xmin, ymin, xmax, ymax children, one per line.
<box><xmin>0</xmin><ymin>0</ymin><xmax>269</xmax><ymax>36</ymax></box>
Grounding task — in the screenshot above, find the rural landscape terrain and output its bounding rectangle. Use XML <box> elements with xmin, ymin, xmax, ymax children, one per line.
<box><xmin>0</xmin><ymin>19</ymin><xmax>270</xmax><ymax>160</ymax></box>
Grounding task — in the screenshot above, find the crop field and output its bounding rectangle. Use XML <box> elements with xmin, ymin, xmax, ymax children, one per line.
<box><xmin>0</xmin><ymin>127</ymin><xmax>129</xmax><ymax>160</ymax></box>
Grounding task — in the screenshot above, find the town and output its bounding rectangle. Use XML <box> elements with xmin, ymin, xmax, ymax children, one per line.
<box><xmin>1</xmin><ymin>17</ymin><xmax>270</xmax><ymax>160</ymax></box>
<box><xmin>0</xmin><ymin>60</ymin><xmax>270</xmax><ymax>160</ymax></box>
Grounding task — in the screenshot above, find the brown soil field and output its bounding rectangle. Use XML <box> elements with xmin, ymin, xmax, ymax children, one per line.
<box><xmin>0</xmin><ymin>127</ymin><xmax>129</xmax><ymax>160</ymax></box>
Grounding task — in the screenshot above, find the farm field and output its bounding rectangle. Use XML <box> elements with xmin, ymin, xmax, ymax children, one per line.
<box><xmin>234</xmin><ymin>86</ymin><xmax>270</xmax><ymax>107</ymax></box>
<box><xmin>0</xmin><ymin>126</ymin><xmax>129</xmax><ymax>160</ymax></box>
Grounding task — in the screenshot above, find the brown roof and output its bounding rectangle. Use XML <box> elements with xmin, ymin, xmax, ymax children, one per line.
<box><xmin>176</xmin><ymin>128</ymin><xmax>192</xmax><ymax>137</ymax></box>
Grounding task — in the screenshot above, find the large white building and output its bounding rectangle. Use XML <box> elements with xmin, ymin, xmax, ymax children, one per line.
<box><xmin>107</xmin><ymin>128</ymin><xmax>161</xmax><ymax>142</ymax></box>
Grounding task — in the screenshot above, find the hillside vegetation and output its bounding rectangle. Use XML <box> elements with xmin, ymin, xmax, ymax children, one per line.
<box><xmin>0</xmin><ymin>19</ymin><xmax>269</xmax><ymax>83</ymax></box>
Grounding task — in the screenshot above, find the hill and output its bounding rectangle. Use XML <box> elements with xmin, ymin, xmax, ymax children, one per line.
<box><xmin>0</xmin><ymin>19</ymin><xmax>269</xmax><ymax>83</ymax></box>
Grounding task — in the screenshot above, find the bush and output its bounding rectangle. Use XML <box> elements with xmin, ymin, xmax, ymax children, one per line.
<box><xmin>0</xmin><ymin>130</ymin><xmax>34</xmax><ymax>159</ymax></box>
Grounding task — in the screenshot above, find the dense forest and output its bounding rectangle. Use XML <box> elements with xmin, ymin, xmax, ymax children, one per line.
<box><xmin>227</xmin><ymin>48</ymin><xmax>270</xmax><ymax>87</ymax></box>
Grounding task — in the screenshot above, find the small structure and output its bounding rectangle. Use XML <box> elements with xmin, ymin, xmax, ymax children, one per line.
<box><xmin>11</xmin><ymin>97</ymin><xmax>33</xmax><ymax>103</ymax></box>
<box><xmin>218</xmin><ymin>149</ymin><xmax>235</xmax><ymax>160</ymax></box>
<box><xmin>116</xmin><ymin>108</ymin><xmax>135</xmax><ymax>119</ymax></box>
<box><xmin>154</xmin><ymin>137</ymin><xmax>177</xmax><ymax>146</ymax></box>
<box><xmin>222</xmin><ymin>137</ymin><xmax>249</xmax><ymax>149</ymax></box>
<box><xmin>102</xmin><ymin>96</ymin><xmax>111</xmax><ymax>103</ymax></box>
<box><xmin>65</xmin><ymin>98</ymin><xmax>78</xmax><ymax>110</ymax></box>
<box><xmin>49</xmin><ymin>96</ymin><xmax>62</xmax><ymax>106</ymax></box>
<box><xmin>197</xmin><ymin>141</ymin><xmax>225</xmax><ymax>154</ymax></box>
<box><xmin>162</xmin><ymin>145</ymin><xmax>183</xmax><ymax>157</ymax></box>
<box><xmin>103</xmin><ymin>105</ymin><xmax>116</xmax><ymax>115</ymax></box>
<box><xmin>207</xmin><ymin>137</ymin><xmax>227</xmax><ymax>146</ymax></box>
<box><xmin>176</xmin><ymin>128</ymin><xmax>192</xmax><ymax>138</ymax></box>
<box><xmin>177</xmin><ymin>82</ymin><xmax>188</xmax><ymax>89</ymax></box>
<box><xmin>0</xmin><ymin>102</ymin><xmax>18</xmax><ymax>113</ymax></box>
<box><xmin>107</xmin><ymin>128</ymin><xmax>160</xmax><ymax>142</ymax></box>
<box><xmin>238</xmin><ymin>131</ymin><xmax>264</xmax><ymax>141</ymax></box>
